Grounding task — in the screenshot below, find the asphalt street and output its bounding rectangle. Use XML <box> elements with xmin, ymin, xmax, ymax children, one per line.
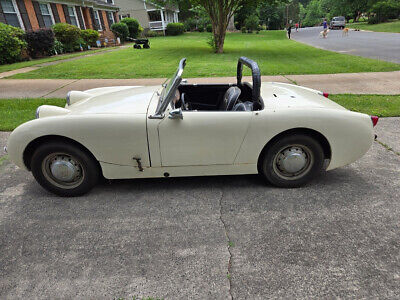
<box><xmin>0</xmin><ymin>119</ymin><xmax>400</xmax><ymax>298</ymax></box>
<box><xmin>291</xmin><ymin>26</ymin><xmax>400</xmax><ymax>63</ymax></box>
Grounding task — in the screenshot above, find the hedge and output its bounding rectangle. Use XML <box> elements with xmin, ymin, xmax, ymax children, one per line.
<box><xmin>81</xmin><ymin>29</ymin><xmax>100</xmax><ymax>47</ymax></box>
<box><xmin>0</xmin><ymin>23</ymin><xmax>26</xmax><ymax>65</ymax></box>
<box><xmin>25</xmin><ymin>28</ymin><xmax>55</xmax><ymax>58</ymax></box>
<box><xmin>111</xmin><ymin>22</ymin><xmax>129</xmax><ymax>42</ymax></box>
<box><xmin>166</xmin><ymin>23</ymin><xmax>185</xmax><ymax>36</ymax></box>
<box><xmin>52</xmin><ymin>23</ymin><xmax>81</xmax><ymax>52</ymax></box>
<box><xmin>121</xmin><ymin>17</ymin><xmax>142</xmax><ymax>38</ymax></box>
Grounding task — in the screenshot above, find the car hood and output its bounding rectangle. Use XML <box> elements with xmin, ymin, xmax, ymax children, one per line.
<box><xmin>65</xmin><ymin>85</ymin><xmax>161</xmax><ymax>115</ymax></box>
<box><xmin>261</xmin><ymin>82</ymin><xmax>346</xmax><ymax>110</ymax></box>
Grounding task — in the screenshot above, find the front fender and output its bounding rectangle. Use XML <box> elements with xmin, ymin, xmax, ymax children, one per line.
<box><xmin>7</xmin><ymin>114</ymin><xmax>149</xmax><ymax>170</ymax></box>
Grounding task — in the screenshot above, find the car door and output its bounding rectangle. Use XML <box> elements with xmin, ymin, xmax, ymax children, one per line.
<box><xmin>157</xmin><ymin>110</ymin><xmax>253</xmax><ymax>167</ymax></box>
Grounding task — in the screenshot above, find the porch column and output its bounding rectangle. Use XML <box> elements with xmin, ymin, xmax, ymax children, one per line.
<box><xmin>160</xmin><ymin>9</ymin><xmax>165</xmax><ymax>35</ymax></box>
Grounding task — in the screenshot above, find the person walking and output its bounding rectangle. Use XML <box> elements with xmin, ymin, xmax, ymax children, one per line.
<box><xmin>287</xmin><ymin>25</ymin><xmax>292</xmax><ymax>39</ymax></box>
<box><xmin>295</xmin><ymin>22</ymin><xmax>299</xmax><ymax>32</ymax></box>
<box><xmin>322</xmin><ymin>18</ymin><xmax>328</xmax><ymax>38</ymax></box>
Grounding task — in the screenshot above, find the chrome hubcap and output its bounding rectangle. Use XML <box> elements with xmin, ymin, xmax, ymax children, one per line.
<box><xmin>50</xmin><ymin>159</ymin><xmax>79</xmax><ymax>182</ymax></box>
<box><xmin>42</xmin><ymin>153</ymin><xmax>84</xmax><ymax>189</ymax></box>
<box><xmin>273</xmin><ymin>145</ymin><xmax>313</xmax><ymax>180</ymax></box>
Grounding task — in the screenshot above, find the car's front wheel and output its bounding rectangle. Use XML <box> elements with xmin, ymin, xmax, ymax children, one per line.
<box><xmin>31</xmin><ymin>141</ymin><xmax>100</xmax><ymax>196</ymax></box>
<box><xmin>261</xmin><ymin>134</ymin><xmax>324</xmax><ymax>188</ymax></box>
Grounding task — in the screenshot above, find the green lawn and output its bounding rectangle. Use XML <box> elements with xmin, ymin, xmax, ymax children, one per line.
<box><xmin>329</xmin><ymin>94</ymin><xmax>400</xmax><ymax>117</ymax></box>
<box><xmin>347</xmin><ymin>20</ymin><xmax>400</xmax><ymax>33</ymax></box>
<box><xmin>9</xmin><ymin>31</ymin><xmax>400</xmax><ymax>79</ymax></box>
<box><xmin>0</xmin><ymin>47</ymin><xmax>117</xmax><ymax>74</ymax></box>
<box><xmin>0</xmin><ymin>98</ymin><xmax>64</xmax><ymax>131</ymax></box>
<box><xmin>1</xmin><ymin>94</ymin><xmax>399</xmax><ymax>131</ymax></box>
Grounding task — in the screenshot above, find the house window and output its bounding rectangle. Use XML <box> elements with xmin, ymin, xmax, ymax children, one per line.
<box><xmin>0</xmin><ymin>0</ymin><xmax>23</xmax><ymax>28</ymax></box>
<box><xmin>93</xmin><ymin>10</ymin><xmax>102</xmax><ymax>30</ymax></box>
<box><xmin>148</xmin><ymin>10</ymin><xmax>161</xmax><ymax>22</ymax></box>
<box><xmin>39</xmin><ymin>3</ymin><xmax>54</xmax><ymax>28</ymax></box>
<box><xmin>106</xmin><ymin>0</ymin><xmax>113</xmax><ymax>4</ymax></box>
<box><xmin>67</xmin><ymin>6</ymin><xmax>79</xmax><ymax>27</ymax></box>
<box><xmin>106</xmin><ymin>11</ymin><xmax>114</xmax><ymax>26</ymax></box>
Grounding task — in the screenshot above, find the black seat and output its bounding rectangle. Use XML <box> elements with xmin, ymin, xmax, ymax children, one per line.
<box><xmin>220</xmin><ymin>87</ymin><xmax>241</xmax><ymax>111</ymax></box>
<box><xmin>233</xmin><ymin>101</ymin><xmax>253</xmax><ymax>111</ymax></box>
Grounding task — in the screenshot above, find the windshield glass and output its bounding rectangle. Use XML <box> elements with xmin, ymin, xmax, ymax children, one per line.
<box><xmin>152</xmin><ymin>58</ymin><xmax>186</xmax><ymax>118</ymax></box>
<box><xmin>160</xmin><ymin>69</ymin><xmax>179</xmax><ymax>105</ymax></box>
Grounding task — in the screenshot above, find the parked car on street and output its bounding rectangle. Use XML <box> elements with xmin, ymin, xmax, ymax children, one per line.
<box><xmin>6</xmin><ymin>57</ymin><xmax>377</xmax><ymax>196</ymax></box>
<box><xmin>330</xmin><ymin>16</ymin><xmax>346</xmax><ymax>29</ymax></box>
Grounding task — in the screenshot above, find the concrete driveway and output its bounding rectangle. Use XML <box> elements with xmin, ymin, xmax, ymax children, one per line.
<box><xmin>292</xmin><ymin>27</ymin><xmax>400</xmax><ymax>63</ymax></box>
<box><xmin>0</xmin><ymin>121</ymin><xmax>399</xmax><ymax>298</ymax></box>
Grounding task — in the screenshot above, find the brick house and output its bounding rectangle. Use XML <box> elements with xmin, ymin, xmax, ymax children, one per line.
<box><xmin>0</xmin><ymin>0</ymin><xmax>119</xmax><ymax>40</ymax></box>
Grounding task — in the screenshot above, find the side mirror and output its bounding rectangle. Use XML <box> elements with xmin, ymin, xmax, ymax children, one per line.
<box><xmin>169</xmin><ymin>108</ymin><xmax>183</xmax><ymax>120</ymax></box>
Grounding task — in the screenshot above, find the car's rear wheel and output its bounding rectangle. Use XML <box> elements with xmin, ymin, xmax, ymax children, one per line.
<box><xmin>261</xmin><ymin>134</ymin><xmax>324</xmax><ymax>188</ymax></box>
<box><xmin>31</xmin><ymin>142</ymin><xmax>100</xmax><ymax>197</ymax></box>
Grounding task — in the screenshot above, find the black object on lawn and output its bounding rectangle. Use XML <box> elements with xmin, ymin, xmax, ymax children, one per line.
<box><xmin>132</xmin><ymin>39</ymin><xmax>150</xmax><ymax>49</ymax></box>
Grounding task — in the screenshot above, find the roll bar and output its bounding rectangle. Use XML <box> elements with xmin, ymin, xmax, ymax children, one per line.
<box><xmin>237</xmin><ymin>56</ymin><xmax>261</xmax><ymax>107</ymax></box>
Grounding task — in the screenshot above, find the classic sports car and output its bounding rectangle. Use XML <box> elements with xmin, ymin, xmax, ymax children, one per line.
<box><xmin>6</xmin><ymin>57</ymin><xmax>378</xmax><ymax>196</ymax></box>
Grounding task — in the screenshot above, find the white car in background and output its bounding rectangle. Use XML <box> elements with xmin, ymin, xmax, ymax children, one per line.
<box><xmin>6</xmin><ymin>57</ymin><xmax>378</xmax><ymax>196</ymax></box>
<box><xmin>330</xmin><ymin>16</ymin><xmax>346</xmax><ymax>29</ymax></box>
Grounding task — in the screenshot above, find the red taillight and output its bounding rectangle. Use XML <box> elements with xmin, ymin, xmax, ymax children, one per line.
<box><xmin>371</xmin><ymin>115</ymin><xmax>379</xmax><ymax>127</ymax></box>
<box><xmin>322</xmin><ymin>92</ymin><xmax>329</xmax><ymax>98</ymax></box>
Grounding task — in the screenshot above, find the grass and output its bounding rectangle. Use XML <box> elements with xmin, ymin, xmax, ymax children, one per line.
<box><xmin>347</xmin><ymin>20</ymin><xmax>400</xmax><ymax>33</ymax></box>
<box><xmin>0</xmin><ymin>98</ymin><xmax>64</xmax><ymax>131</ymax></box>
<box><xmin>329</xmin><ymin>94</ymin><xmax>400</xmax><ymax>117</ymax></box>
<box><xmin>0</xmin><ymin>47</ymin><xmax>117</xmax><ymax>74</ymax></box>
<box><xmin>1</xmin><ymin>94</ymin><xmax>399</xmax><ymax>131</ymax></box>
<box><xmin>9</xmin><ymin>31</ymin><xmax>400</xmax><ymax>79</ymax></box>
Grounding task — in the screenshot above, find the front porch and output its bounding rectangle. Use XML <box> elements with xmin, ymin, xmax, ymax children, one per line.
<box><xmin>147</xmin><ymin>9</ymin><xmax>178</xmax><ymax>31</ymax></box>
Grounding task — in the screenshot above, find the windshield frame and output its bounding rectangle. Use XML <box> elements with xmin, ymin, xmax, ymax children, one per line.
<box><xmin>149</xmin><ymin>58</ymin><xmax>186</xmax><ymax>119</ymax></box>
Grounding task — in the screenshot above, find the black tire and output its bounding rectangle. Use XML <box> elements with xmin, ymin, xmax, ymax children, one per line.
<box><xmin>261</xmin><ymin>134</ymin><xmax>324</xmax><ymax>188</ymax></box>
<box><xmin>31</xmin><ymin>141</ymin><xmax>100</xmax><ymax>197</ymax></box>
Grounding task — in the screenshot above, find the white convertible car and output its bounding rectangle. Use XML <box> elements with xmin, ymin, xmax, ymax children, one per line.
<box><xmin>6</xmin><ymin>57</ymin><xmax>378</xmax><ymax>196</ymax></box>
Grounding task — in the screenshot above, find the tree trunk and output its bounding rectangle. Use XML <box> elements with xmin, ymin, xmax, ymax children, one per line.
<box><xmin>213</xmin><ymin>26</ymin><xmax>226</xmax><ymax>53</ymax></box>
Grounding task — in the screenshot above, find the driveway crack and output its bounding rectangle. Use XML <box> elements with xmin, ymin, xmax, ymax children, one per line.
<box><xmin>218</xmin><ymin>189</ymin><xmax>233</xmax><ymax>300</ymax></box>
<box><xmin>376</xmin><ymin>140</ymin><xmax>400</xmax><ymax>156</ymax></box>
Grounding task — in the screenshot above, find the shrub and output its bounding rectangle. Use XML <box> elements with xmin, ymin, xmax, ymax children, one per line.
<box><xmin>245</xmin><ymin>15</ymin><xmax>260</xmax><ymax>32</ymax></box>
<box><xmin>206</xmin><ymin>24</ymin><xmax>213</xmax><ymax>32</ymax></box>
<box><xmin>144</xmin><ymin>30</ymin><xmax>162</xmax><ymax>37</ymax></box>
<box><xmin>0</xmin><ymin>23</ymin><xmax>26</xmax><ymax>64</ymax></box>
<box><xmin>166</xmin><ymin>23</ymin><xmax>185</xmax><ymax>36</ymax></box>
<box><xmin>52</xmin><ymin>39</ymin><xmax>64</xmax><ymax>55</ymax></box>
<box><xmin>198</xmin><ymin>26</ymin><xmax>204</xmax><ymax>32</ymax></box>
<box><xmin>80</xmin><ymin>29</ymin><xmax>99</xmax><ymax>47</ymax></box>
<box><xmin>184</xmin><ymin>17</ymin><xmax>197</xmax><ymax>31</ymax></box>
<box><xmin>241</xmin><ymin>26</ymin><xmax>246</xmax><ymax>33</ymax></box>
<box><xmin>120</xmin><ymin>17</ymin><xmax>142</xmax><ymax>38</ymax></box>
<box><xmin>25</xmin><ymin>28</ymin><xmax>55</xmax><ymax>58</ymax></box>
<box><xmin>111</xmin><ymin>22</ymin><xmax>129</xmax><ymax>42</ymax></box>
<box><xmin>52</xmin><ymin>23</ymin><xmax>81</xmax><ymax>52</ymax></box>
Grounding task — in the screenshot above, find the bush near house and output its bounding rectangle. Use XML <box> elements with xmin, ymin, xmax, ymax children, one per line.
<box><xmin>120</xmin><ymin>17</ymin><xmax>142</xmax><ymax>38</ymax></box>
<box><xmin>111</xmin><ymin>22</ymin><xmax>129</xmax><ymax>42</ymax></box>
<box><xmin>166</xmin><ymin>23</ymin><xmax>185</xmax><ymax>36</ymax></box>
<box><xmin>25</xmin><ymin>29</ymin><xmax>55</xmax><ymax>58</ymax></box>
<box><xmin>80</xmin><ymin>29</ymin><xmax>100</xmax><ymax>47</ymax></box>
<box><xmin>52</xmin><ymin>23</ymin><xmax>81</xmax><ymax>52</ymax></box>
<box><xmin>0</xmin><ymin>23</ymin><xmax>27</xmax><ymax>65</ymax></box>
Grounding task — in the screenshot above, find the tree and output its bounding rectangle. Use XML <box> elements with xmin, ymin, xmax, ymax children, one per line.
<box><xmin>191</xmin><ymin>0</ymin><xmax>257</xmax><ymax>53</ymax></box>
